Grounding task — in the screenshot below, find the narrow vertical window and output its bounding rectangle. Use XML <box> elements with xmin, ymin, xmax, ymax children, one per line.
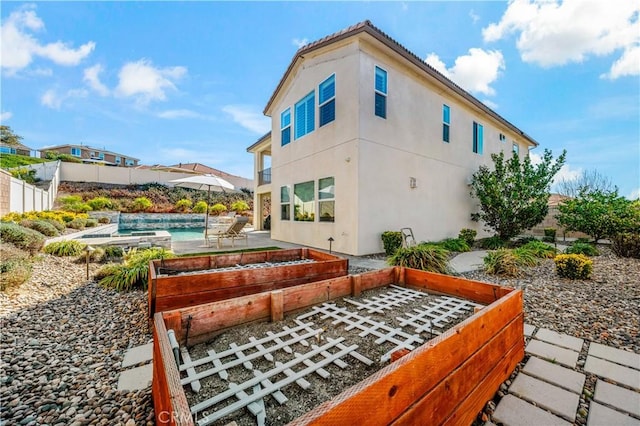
<box><xmin>374</xmin><ymin>66</ymin><xmax>387</xmax><ymax>119</ymax></box>
<box><xmin>442</xmin><ymin>104</ymin><xmax>450</xmax><ymax>142</ymax></box>
<box><xmin>294</xmin><ymin>181</ymin><xmax>315</xmax><ymax>221</ymax></box>
<box><xmin>280</xmin><ymin>186</ymin><xmax>291</xmax><ymax>220</ymax></box>
<box><xmin>294</xmin><ymin>92</ymin><xmax>315</xmax><ymax>139</ymax></box>
<box><xmin>512</xmin><ymin>143</ymin><xmax>519</xmax><ymax>155</ymax></box>
<box><xmin>318</xmin><ymin>177</ymin><xmax>335</xmax><ymax>222</ymax></box>
<box><xmin>281</xmin><ymin>108</ymin><xmax>291</xmax><ymax>146</ymax></box>
<box><xmin>319</xmin><ymin>75</ymin><xmax>335</xmax><ymax>127</ymax></box>
<box><xmin>499</xmin><ymin>133</ymin><xmax>506</xmax><ymax>142</ymax></box>
<box><xmin>473</xmin><ymin>122</ymin><xmax>484</xmax><ymax>154</ymax></box>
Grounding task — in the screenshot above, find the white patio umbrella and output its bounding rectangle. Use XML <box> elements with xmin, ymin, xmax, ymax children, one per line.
<box><xmin>169</xmin><ymin>174</ymin><xmax>237</xmax><ymax>239</ymax></box>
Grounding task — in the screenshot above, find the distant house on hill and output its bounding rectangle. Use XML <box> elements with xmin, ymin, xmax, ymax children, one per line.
<box><xmin>40</xmin><ymin>144</ymin><xmax>139</xmax><ymax>167</ymax></box>
<box><xmin>247</xmin><ymin>20</ymin><xmax>539</xmax><ymax>255</ymax></box>
<box><xmin>1</xmin><ymin>141</ymin><xmax>32</xmax><ymax>156</ymax></box>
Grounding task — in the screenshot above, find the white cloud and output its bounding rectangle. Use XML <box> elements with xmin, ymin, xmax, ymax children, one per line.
<box><xmin>0</xmin><ymin>111</ymin><xmax>13</xmax><ymax>122</ymax></box>
<box><xmin>483</xmin><ymin>0</ymin><xmax>640</xmax><ymax>78</ymax></box>
<box><xmin>222</xmin><ymin>105</ymin><xmax>270</xmax><ymax>134</ymax></box>
<box><xmin>292</xmin><ymin>38</ymin><xmax>309</xmax><ymax>49</ymax></box>
<box><xmin>157</xmin><ymin>109</ymin><xmax>202</xmax><ymax>119</ymax></box>
<box><xmin>40</xmin><ymin>88</ymin><xmax>88</xmax><ymax>109</ymax></box>
<box><xmin>530</xmin><ymin>152</ymin><xmax>582</xmax><ymax>189</ymax></box>
<box><xmin>1</xmin><ymin>5</ymin><xmax>95</xmax><ymax>75</ymax></box>
<box><xmin>115</xmin><ymin>59</ymin><xmax>186</xmax><ymax>104</ymax></box>
<box><xmin>83</xmin><ymin>64</ymin><xmax>109</xmax><ymax>96</ymax></box>
<box><xmin>425</xmin><ymin>48</ymin><xmax>505</xmax><ymax>96</ymax></box>
<box><xmin>469</xmin><ymin>9</ymin><xmax>480</xmax><ymax>24</ymax></box>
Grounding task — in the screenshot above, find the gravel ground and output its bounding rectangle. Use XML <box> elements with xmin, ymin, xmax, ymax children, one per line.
<box><xmin>0</xmin><ymin>248</ymin><xmax>637</xmax><ymax>426</ymax></box>
<box><xmin>0</xmin><ymin>255</ymin><xmax>153</xmax><ymax>426</ymax></box>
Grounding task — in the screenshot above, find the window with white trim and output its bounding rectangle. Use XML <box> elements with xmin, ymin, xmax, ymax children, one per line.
<box><xmin>319</xmin><ymin>75</ymin><xmax>335</xmax><ymax>127</ymax></box>
<box><xmin>281</xmin><ymin>108</ymin><xmax>291</xmax><ymax>146</ymax></box>
<box><xmin>294</xmin><ymin>181</ymin><xmax>315</xmax><ymax>221</ymax></box>
<box><xmin>473</xmin><ymin>122</ymin><xmax>483</xmax><ymax>154</ymax></box>
<box><xmin>318</xmin><ymin>177</ymin><xmax>335</xmax><ymax>222</ymax></box>
<box><xmin>115</xmin><ymin>156</ymin><xmax>121</xmax><ymax>165</ymax></box>
<box><xmin>442</xmin><ymin>104</ymin><xmax>450</xmax><ymax>142</ymax></box>
<box><xmin>513</xmin><ymin>143</ymin><xmax>519</xmax><ymax>155</ymax></box>
<box><xmin>374</xmin><ymin>66</ymin><xmax>387</xmax><ymax>119</ymax></box>
<box><xmin>125</xmin><ymin>159</ymin><xmax>134</xmax><ymax>166</ymax></box>
<box><xmin>280</xmin><ymin>186</ymin><xmax>291</xmax><ymax>220</ymax></box>
<box><xmin>71</xmin><ymin>147</ymin><xmax>81</xmax><ymax>157</ymax></box>
<box><xmin>294</xmin><ymin>92</ymin><xmax>315</xmax><ymax>139</ymax></box>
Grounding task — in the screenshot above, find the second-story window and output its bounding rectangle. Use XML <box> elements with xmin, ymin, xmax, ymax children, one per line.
<box><xmin>513</xmin><ymin>143</ymin><xmax>519</xmax><ymax>155</ymax></box>
<box><xmin>375</xmin><ymin>66</ymin><xmax>387</xmax><ymax>119</ymax></box>
<box><xmin>294</xmin><ymin>91</ymin><xmax>315</xmax><ymax>140</ymax></box>
<box><xmin>473</xmin><ymin>122</ymin><xmax>484</xmax><ymax>154</ymax></box>
<box><xmin>319</xmin><ymin>74</ymin><xmax>335</xmax><ymax>127</ymax></box>
<box><xmin>442</xmin><ymin>104</ymin><xmax>450</xmax><ymax>143</ymax></box>
<box><xmin>281</xmin><ymin>108</ymin><xmax>291</xmax><ymax>146</ymax></box>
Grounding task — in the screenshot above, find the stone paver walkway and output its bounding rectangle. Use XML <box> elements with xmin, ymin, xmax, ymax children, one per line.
<box><xmin>494</xmin><ymin>325</ymin><xmax>640</xmax><ymax>426</ymax></box>
<box><xmin>117</xmin><ymin>342</ymin><xmax>153</xmax><ymax>392</ymax></box>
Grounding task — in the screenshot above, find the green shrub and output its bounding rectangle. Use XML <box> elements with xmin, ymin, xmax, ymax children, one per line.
<box><xmin>65</xmin><ymin>202</ymin><xmax>92</xmax><ymax>213</ymax></box>
<box><xmin>175</xmin><ymin>199</ymin><xmax>192</xmax><ymax>212</ymax></box>
<box><xmin>554</xmin><ymin>254</ymin><xmax>592</xmax><ymax>279</ymax></box>
<box><xmin>511</xmin><ymin>247</ymin><xmax>540</xmax><ymax>267</ymax></box>
<box><xmin>29</xmin><ymin>220</ymin><xmax>60</xmax><ymax>237</ymax></box>
<box><xmin>99</xmin><ymin>247</ymin><xmax>175</xmax><ymax>291</ymax></box>
<box><xmin>192</xmin><ymin>201</ymin><xmax>208</xmax><ymax>213</ymax></box>
<box><xmin>0</xmin><ymin>244</ymin><xmax>32</xmax><ymax>291</ymax></box>
<box><xmin>44</xmin><ymin>240</ymin><xmax>87</xmax><ymax>256</ymax></box>
<box><xmin>59</xmin><ymin>195</ymin><xmax>83</xmax><ymax>206</ymax></box>
<box><xmin>436</xmin><ymin>238</ymin><xmax>470</xmax><ymax>252</ymax></box>
<box><xmin>478</xmin><ymin>236</ymin><xmax>506</xmax><ymax>250</ymax></box>
<box><xmin>514</xmin><ymin>236</ymin><xmax>537</xmax><ymax>246</ymax></box>
<box><xmin>518</xmin><ymin>240</ymin><xmax>557</xmax><ymax>258</ymax></box>
<box><xmin>97</xmin><ymin>216</ymin><xmax>111</xmax><ymax>224</ymax></box>
<box><xmin>543</xmin><ymin>228</ymin><xmax>556</xmax><ymax>243</ymax></box>
<box><xmin>0</xmin><ymin>223</ymin><xmax>45</xmax><ymax>254</ymax></box>
<box><xmin>381</xmin><ymin>231</ymin><xmax>403</xmax><ymax>256</ymax></box>
<box><xmin>611</xmin><ymin>232</ymin><xmax>640</xmax><ymax>259</ymax></box>
<box><xmin>210</xmin><ymin>203</ymin><xmax>227</xmax><ymax>215</ymax></box>
<box><xmin>388</xmin><ymin>244</ymin><xmax>450</xmax><ymax>274</ymax></box>
<box><xmin>483</xmin><ymin>249</ymin><xmax>524</xmax><ymax>277</ymax></box>
<box><xmin>10</xmin><ymin>167</ymin><xmax>38</xmax><ymax>184</ymax></box>
<box><xmin>67</xmin><ymin>218</ymin><xmax>87</xmax><ymax>230</ymax></box>
<box><xmin>565</xmin><ymin>242</ymin><xmax>599</xmax><ymax>256</ymax></box>
<box><xmin>43</xmin><ymin>218</ymin><xmax>66</xmax><ymax>232</ymax></box>
<box><xmin>94</xmin><ymin>264</ymin><xmax>122</xmax><ymax>281</ymax></box>
<box><xmin>458</xmin><ymin>228</ymin><xmax>477</xmax><ymax>247</ymax></box>
<box><xmin>73</xmin><ymin>246</ymin><xmax>105</xmax><ymax>263</ymax></box>
<box><xmin>575</xmin><ymin>237</ymin><xmax>591</xmax><ymax>244</ymax></box>
<box><xmin>85</xmin><ymin>218</ymin><xmax>98</xmax><ymax>228</ymax></box>
<box><xmin>231</xmin><ymin>200</ymin><xmax>249</xmax><ymax>213</ymax></box>
<box><xmin>87</xmin><ymin>197</ymin><xmax>113</xmax><ymax>211</ymax></box>
<box><xmin>103</xmin><ymin>246</ymin><xmax>124</xmax><ymax>260</ymax></box>
<box><xmin>132</xmin><ymin>197</ymin><xmax>152</xmax><ymax>212</ymax></box>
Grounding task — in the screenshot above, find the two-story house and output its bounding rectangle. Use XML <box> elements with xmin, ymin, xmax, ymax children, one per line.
<box><xmin>248</xmin><ymin>21</ymin><xmax>538</xmax><ymax>256</ymax></box>
<box><xmin>40</xmin><ymin>144</ymin><xmax>140</xmax><ymax>167</ymax></box>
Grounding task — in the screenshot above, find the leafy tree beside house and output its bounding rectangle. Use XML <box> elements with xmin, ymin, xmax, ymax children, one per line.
<box><xmin>1</xmin><ymin>125</ymin><xmax>23</xmax><ymax>146</ymax></box>
<box><xmin>470</xmin><ymin>149</ymin><xmax>566</xmax><ymax>241</ymax></box>
<box><xmin>556</xmin><ymin>188</ymin><xmax>634</xmax><ymax>243</ymax></box>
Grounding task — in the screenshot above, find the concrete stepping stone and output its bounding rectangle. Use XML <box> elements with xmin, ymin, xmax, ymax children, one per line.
<box><xmin>587</xmin><ymin>402</ymin><xmax>640</xmax><ymax>426</ymax></box>
<box><xmin>594</xmin><ymin>379</ymin><xmax>640</xmax><ymax>417</ymax></box>
<box><xmin>117</xmin><ymin>363</ymin><xmax>153</xmax><ymax>391</ymax></box>
<box><xmin>509</xmin><ymin>374</ymin><xmax>580</xmax><ymax>421</ymax></box>
<box><xmin>588</xmin><ymin>342</ymin><xmax>640</xmax><ymax>370</ymax></box>
<box><xmin>585</xmin><ymin>356</ymin><xmax>640</xmax><ymax>390</ymax></box>
<box><xmin>493</xmin><ymin>394</ymin><xmax>571</xmax><ymax>426</ymax></box>
<box><xmin>535</xmin><ymin>328</ymin><xmax>584</xmax><ymax>352</ymax></box>
<box><xmin>522</xmin><ymin>356</ymin><xmax>585</xmax><ymax>394</ymax></box>
<box><xmin>524</xmin><ymin>324</ymin><xmax>535</xmax><ymax>337</ymax></box>
<box><xmin>526</xmin><ymin>339</ymin><xmax>579</xmax><ymax>368</ymax></box>
<box><xmin>122</xmin><ymin>342</ymin><xmax>153</xmax><ymax>368</ymax></box>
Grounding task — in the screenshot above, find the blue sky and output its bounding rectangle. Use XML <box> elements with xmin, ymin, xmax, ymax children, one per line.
<box><xmin>1</xmin><ymin>1</ymin><xmax>639</xmax><ymax>198</ymax></box>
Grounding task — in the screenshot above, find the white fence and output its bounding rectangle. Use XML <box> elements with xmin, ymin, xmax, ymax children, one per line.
<box><xmin>0</xmin><ymin>161</ymin><xmax>60</xmax><ymax>215</ymax></box>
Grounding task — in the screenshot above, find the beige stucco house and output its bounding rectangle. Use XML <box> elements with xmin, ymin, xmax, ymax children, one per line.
<box><xmin>247</xmin><ymin>21</ymin><xmax>538</xmax><ymax>256</ymax></box>
<box><xmin>40</xmin><ymin>144</ymin><xmax>139</xmax><ymax>167</ymax></box>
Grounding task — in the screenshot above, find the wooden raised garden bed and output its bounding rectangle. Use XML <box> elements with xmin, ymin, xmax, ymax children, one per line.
<box><xmin>147</xmin><ymin>248</ymin><xmax>348</xmax><ymax>317</ymax></box>
<box><xmin>152</xmin><ymin>267</ymin><xmax>524</xmax><ymax>425</ymax></box>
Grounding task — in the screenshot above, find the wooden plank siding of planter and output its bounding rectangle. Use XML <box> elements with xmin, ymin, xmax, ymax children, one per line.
<box><xmin>148</xmin><ymin>248</ymin><xmax>348</xmax><ymax>317</ymax></box>
<box><xmin>152</xmin><ymin>267</ymin><xmax>523</xmax><ymax>426</ymax></box>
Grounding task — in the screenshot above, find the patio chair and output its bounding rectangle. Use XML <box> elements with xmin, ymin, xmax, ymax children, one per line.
<box><xmin>206</xmin><ymin>215</ymin><xmax>249</xmax><ymax>248</ymax></box>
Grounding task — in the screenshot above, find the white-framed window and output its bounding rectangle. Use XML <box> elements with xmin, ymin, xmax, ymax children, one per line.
<box><xmin>97</xmin><ymin>152</ymin><xmax>104</xmax><ymax>160</ymax></box>
<box><xmin>294</xmin><ymin>91</ymin><xmax>315</xmax><ymax>140</ymax></box>
<box><xmin>319</xmin><ymin>74</ymin><xmax>335</xmax><ymax>127</ymax></box>
<box><xmin>513</xmin><ymin>143</ymin><xmax>519</xmax><ymax>155</ymax></box>
<box><xmin>125</xmin><ymin>159</ymin><xmax>134</xmax><ymax>166</ymax></box>
<box><xmin>281</xmin><ymin>108</ymin><xmax>291</xmax><ymax>146</ymax></box>
<box><xmin>294</xmin><ymin>180</ymin><xmax>315</xmax><ymax>221</ymax></box>
<box><xmin>280</xmin><ymin>186</ymin><xmax>291</xmax><ymax>220</ymax></box>
<box><xmin>442</xmin><ymin>104</ymin><xmax>450</xmax><ymax>143</ymax></box>
<box><xmin>115</xmin><ymin>156</ymin><xmax>121</xmax><ymax>165</ymax></box>
<box><xmin>318</xmin><ymin>177</ymin><xmax>335</xmax><ymax>222</ymax></box>
<box><xmin>473</xmin><ymin>122</ymin><xmax>484</xmax><ymax>154</ymax></box>
<box><xmin>71</xmin><ymin>147</ymin><xmax>81</xmax><ymax>157</ymax></box>
<box><xmin>374</xmin><ymin>66</ymin><xmax>387</xmax><ymax>119</ymax></box>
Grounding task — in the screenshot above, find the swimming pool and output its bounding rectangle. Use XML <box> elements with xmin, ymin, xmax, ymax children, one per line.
<box><xmin>119</xmin><ymin>227</ymin><xmax>205</xmax><ymax>242</ymax></box>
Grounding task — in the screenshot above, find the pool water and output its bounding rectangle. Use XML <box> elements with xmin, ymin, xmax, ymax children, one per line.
<box><xmin>119</xmin><ymin>228</ymin><xmax>205</xmax><ymax>242</ymax></box>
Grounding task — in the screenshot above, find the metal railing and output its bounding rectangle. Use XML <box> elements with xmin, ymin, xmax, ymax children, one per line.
<box><xmin>258</xmin><ymin>167</ymin><xmax>271</xmax><ymax>185</ymax></box>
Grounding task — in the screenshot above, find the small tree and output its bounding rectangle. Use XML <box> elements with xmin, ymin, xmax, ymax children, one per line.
<box><xmin>556</xmin><ymin>189</ymin><xmax>633</xmax><ymax>243</ymax></box>
<box><xmin>470</xmin><ymin>149</ymin><xmax>566</xmax><ymax>241</ymax></box>
<box><xmin>0</xmin><ymin>125</ymin><xmax>23</xmax><ymax>146</ymax></box>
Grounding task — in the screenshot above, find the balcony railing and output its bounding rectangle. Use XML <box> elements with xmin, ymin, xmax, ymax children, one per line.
<box><xmin>258</xmin><ymin>167</ymin><xmax>271</xmax><ymax>186</ymax></box>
